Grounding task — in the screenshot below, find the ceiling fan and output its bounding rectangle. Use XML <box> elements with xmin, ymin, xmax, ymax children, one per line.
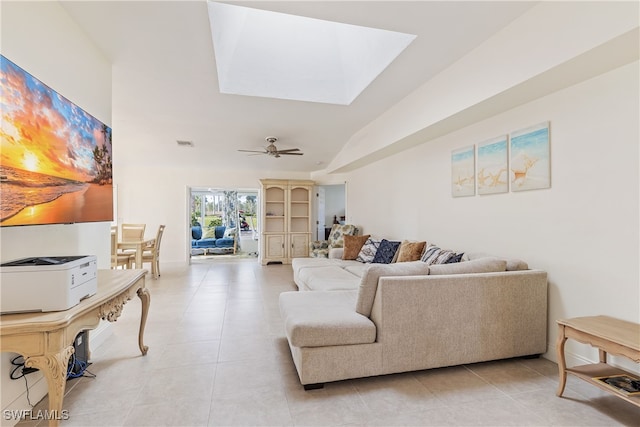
<box><xmin>238</xmin><ymin>137</ymin><xmax>303</xmax><ymax>158</ymax></box>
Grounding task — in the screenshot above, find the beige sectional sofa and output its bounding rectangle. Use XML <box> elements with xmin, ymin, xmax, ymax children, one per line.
<box><xmin>280</xmin><ymin>249</ymin><xmax>548</xmax><ymax>389</ymax></box>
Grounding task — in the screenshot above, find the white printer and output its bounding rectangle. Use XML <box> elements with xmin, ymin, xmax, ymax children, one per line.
<box><xmin>0</xmin><ymin>255</ymin><xmax>97</xmax><ymax>314</ymax></box>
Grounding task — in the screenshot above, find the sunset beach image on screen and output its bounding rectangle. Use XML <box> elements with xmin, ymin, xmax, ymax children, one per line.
<box><xmin>0</xmin><ymin>55</ymin><xmax>113</xmax><ymax>226</ymax></box>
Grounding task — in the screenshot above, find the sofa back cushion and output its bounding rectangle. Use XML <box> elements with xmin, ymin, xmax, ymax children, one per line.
<box><xmin>192</xmin><ymin>225</ymin><xmax>203</xmax><ymax>240</ymax></box>
<box><xmin>462</xmin><ymin>252</ymin><xmax>529</xmax><ymax>271</ymax></box>
<box><xmin>356</xmin><ymin>261</ymin><xmax>430</xmax><ymax>317</ymax></box>
<box><xmin>428</xmin><ymin>258</ymin><xmax>507</xmax><ymax>275</ymax></box>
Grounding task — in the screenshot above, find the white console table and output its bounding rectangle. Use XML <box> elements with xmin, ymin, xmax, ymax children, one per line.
<box><xmin>0</xmin><ymin>269</ymin><xmax>150</xmax><ymax>426</ymax></box>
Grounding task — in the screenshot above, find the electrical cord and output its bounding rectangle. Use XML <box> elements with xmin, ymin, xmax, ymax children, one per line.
<box><xmin>10</xmin><ymin>355</ymin><xmax>35</xmax><ymax>407</ymax></box>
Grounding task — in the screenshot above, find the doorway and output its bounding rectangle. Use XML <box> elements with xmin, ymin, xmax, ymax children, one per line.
<box><xmin>189</xmin><ymin>187</ymin><xmax>259</xmax><ymax>260</ymax></box>
<box><xmin>314</xmin><ymin>184</ymin><xmax>346</xmax><ymax>241</ymax></box>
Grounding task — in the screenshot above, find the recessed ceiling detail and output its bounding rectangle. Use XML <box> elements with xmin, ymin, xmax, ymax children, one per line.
<box><xmin>207</xmin><ymin>1</ymin><xmax>416</xmax><ymax>105</ymax></box>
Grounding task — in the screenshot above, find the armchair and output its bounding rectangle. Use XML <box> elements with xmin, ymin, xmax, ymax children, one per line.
<box><xmin>309</xmin><ymin>224</ymin><xmax>358</xmax><ymax>258</ymax></box>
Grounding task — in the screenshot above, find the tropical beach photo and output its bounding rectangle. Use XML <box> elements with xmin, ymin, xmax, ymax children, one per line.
<box><xmin>0</xmin><ymin>55</ymin><xmax>113</xmax><ymax>226</ymax></box>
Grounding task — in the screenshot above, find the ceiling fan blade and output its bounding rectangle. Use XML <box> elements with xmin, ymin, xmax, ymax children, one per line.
<box><xmin>238</xmin><ymin>149</ymin><xmax>266</xmax><ymax>153</ymax></box>
<box><xmin>275</xmin><ymin>148</ymin><xmax>301</xmax><ymax>153</ymax></box>
<box><xmin>278</xmin><ymin>152</ymin><xmax>304</xmax><ymax>156</ymax></box>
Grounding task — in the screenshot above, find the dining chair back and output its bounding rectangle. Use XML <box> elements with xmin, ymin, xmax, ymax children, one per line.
<box><xmin>111</xmin><ymin>228</ymin><xmax>133</xmax><ymax>269</ymax></box>
<box><xmin>143</xmin><ymin>225</ymin><xmax>166</xmax><ymax>279</ymax></box>
<box><xmin>121</xmin><ymin>223</ymin><xmax>146</xmax><ymax>242</ymax></box>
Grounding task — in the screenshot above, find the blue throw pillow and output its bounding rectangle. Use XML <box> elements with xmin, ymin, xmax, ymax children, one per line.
<box><xmin>372</xmin><ymin>239</ymin><xmax>401</xmax><ymax>264</ymax></box>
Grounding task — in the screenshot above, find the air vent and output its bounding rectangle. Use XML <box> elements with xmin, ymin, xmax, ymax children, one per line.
<box><xmin>176</xmin><ymin>140</ymin><xmax>194</xmax><ymax>147</ymax></box>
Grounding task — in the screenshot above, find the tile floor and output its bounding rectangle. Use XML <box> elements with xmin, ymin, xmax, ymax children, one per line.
<box><xmin>17</xmin><ymin>258</ymin><xmax>640</xmax><ymax>426</ymax></box>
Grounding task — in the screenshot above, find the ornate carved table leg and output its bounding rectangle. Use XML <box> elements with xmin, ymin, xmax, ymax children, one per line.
<box><xmin>137</xmin><ymin>287</ymin><xmax>150</xmax><ymax>355</ymax></box>
<box><xmin>556</xmin><ymin>324</ymin><xmax>568</xmax><ymax>397</ymax></box>
<box><xmin>25</xmin><ymin>346</ymin><xmax>74</xmax><ymax>427</ymax></box>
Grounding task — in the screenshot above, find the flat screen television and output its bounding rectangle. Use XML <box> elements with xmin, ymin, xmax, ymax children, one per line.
<box><xmin>0</xmin><ymin>55</ymin><xmax>113</xmax><ymax>226</ymax></box>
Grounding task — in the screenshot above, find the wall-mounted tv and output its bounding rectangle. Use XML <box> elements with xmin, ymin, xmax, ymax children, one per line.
<box><xmin>0</xmin><ymin>55</ymin><xmax>113</xmax><ymax>226</ymax></box>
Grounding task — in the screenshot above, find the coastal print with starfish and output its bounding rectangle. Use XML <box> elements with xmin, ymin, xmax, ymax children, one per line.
<box><xmin>509</xmin><ymin>122</ymin><xmax>551</xmax><ymax>191</ymax></box>
<box><xmin>451</xmin><ymin>145</ymin><xmax>475</xmax><ymax>197</ymax></box>
<box><xmin>477</xmin><ymin>135</ymin><xmax>508</xmax><ymax>195</ymax></box>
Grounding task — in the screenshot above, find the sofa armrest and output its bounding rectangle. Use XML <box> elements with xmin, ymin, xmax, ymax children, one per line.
<box><xmin>369</xmin><ymin>270</ymin><xmax>548</xmax><ymax>373</ymax></box>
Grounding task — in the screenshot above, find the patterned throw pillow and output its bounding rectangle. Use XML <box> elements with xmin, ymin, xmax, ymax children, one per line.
<box><xmin>445</xmin><ymin>253</ymin><xmax>464</xmax><ymax>263</ymax></box>
<box><xmin>356</xmin><ymin>238</ymin><xmax>381</xmax><ymax>263</ymax></box>
<box><xmin>343</xmin><ymin>235</ymin><xmax>370</xmax><ymax>260</ymax></box>
<box><xmin>372</xmin><ymin>239</ymin><xmax>401</xmax><ymax>264</ymax></box>
<box><xmin>421</xmin><ymin>245</ymin><xmax>456</xmax><ymax>265</ymax></box>
<box><xmin>396</xmin><ymin>241</ymin><xmax>427</xmax><ymax>262</ymax></box>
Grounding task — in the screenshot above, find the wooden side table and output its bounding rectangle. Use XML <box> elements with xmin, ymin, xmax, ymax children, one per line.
<box><xmin>556</xmin><ymin>315</ymin><xmax>640</xmax><ymax>407</ymax></box>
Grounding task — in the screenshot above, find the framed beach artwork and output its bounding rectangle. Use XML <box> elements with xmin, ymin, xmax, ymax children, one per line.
<box><xmin>451</xmin><ymin>145</ymin><xmax>475</xmax><ymax>197</ymax></box>
<box><xmin>0</xmin><ymin>55</ymin><xmax>113</xmax><ymax>226</ymax></box>
<box><xmin>509</xmin><ymin>122</ymin><xmax>551</xmax><ymax>191</ymax></box>
<box><xmin>477</xmin><ymin>135</ymin><xmax>508</xmax><ymax>195</ymax></box>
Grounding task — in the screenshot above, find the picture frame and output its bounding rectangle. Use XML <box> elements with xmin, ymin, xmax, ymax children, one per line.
<box><xmin>509</xmin><ymin>121</ymin><xmax>551</xmax><ymax>191</ymax></box>
<box><xmin>451</xmin><ymin>145</ymin><xmax>475</xmax><ymax>197</ymax></box>
<box><xmin>477</xmin><ymin>135</ymin><xmax>508</xmax><ymax>195</ymax></box>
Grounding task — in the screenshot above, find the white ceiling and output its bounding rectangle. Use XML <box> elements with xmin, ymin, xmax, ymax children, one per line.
<box><xmin>59</xmin><ymin>1</ymin><xmax>536</xmax><ymax>173</ymax></box>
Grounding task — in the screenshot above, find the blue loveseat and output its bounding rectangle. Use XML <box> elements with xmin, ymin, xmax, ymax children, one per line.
<box><xmin>191</xmin><ymin>225</ymin><xmax>236</xmax><ymax>254</ymax></box>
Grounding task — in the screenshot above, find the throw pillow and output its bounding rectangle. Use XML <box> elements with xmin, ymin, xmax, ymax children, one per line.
<box><xmin>202</xmin><ymin>227</ymin><xmax>217</xmax><ymax>239</ymax></box>
<box><xmin>396</xmin><ymin>241</ymin><xmax>427</xmax><ymax>262</ymax></box>
<box><xmin>445</xmin><ymin>253</ymin><xmax>464</xmax><ymax>263</ymax></box>
<box><xmin>372</xmin><ymin>239</ymin><xmax>401</xmax><ymax>263</ymax></box>
<box><xmin>356</xmin><ymin>238</ymin><xmax>381</xmax><ymax>263</ymax></box>
<box><xmin>343</xmin><ymin>234</ymin><xmax>370</xmax><ymax>260</ymax></box>
<box><xmin>421</xmin><ymin>245</ymin><xmax>456</xmax><ymax>265</ymax></box>
<box><xmin>428</xmin><ymin>258</ymin><xmax>507</xmax><ymax>275</ymax></box>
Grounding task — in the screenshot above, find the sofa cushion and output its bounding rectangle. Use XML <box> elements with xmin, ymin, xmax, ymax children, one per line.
<box><xmin>356</xmin><ymin>237</ymin><xmax>381</xmax><ymax>263</ymax></box>
<box><xmin>298</xmin><ymin>266</ymin><xmax>361</xmax><ymax>291</ymax></box>
<box><xmin>463</xmin><ymin>252</ymin><xmax>529</xmax><ymax>271</ymax></box>
<box><xmin>429</xmin><ymin>258</ymin><xmax>507</xmax><ymax>275</ymax></box>
<box><xmin>279</xmin><ymin>290</ymin><xmax>376</xmax><ymax>347</ymax></box>
<box><xmin>343</xmin><ymin>234</ymin><xmax>370</xmax><ymax>260</ymax></box>
<box><xmin>356</xmin><ymin>261</ymin><xmax>430</xmax><ymax>317</ymax></box>
<box><xmin>372</xmin><ymin>239</ymin><xmax>401</xmax><ymax>264</ymax></box>
<box><xmin>343</xmin><ymin>263</ymin><xmax>370</xmax><ymax>278</ymax></box>
<box><xmin>396</xmin><ymin>241</ymin><xmax>427</xmax><ymax>262</ymax></box>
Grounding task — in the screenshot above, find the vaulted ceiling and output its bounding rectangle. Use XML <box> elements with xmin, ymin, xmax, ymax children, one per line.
<box><xmin>60</xmin><ymin>1</ymin><xmax>536</xmax><ymax>173</ymax></box>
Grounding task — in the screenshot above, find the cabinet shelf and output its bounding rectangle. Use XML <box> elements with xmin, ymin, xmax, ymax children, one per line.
<box><xmin>261</xmin><ymin>179</ymin><xmax>313</xmax><ymax>265</ymax></box>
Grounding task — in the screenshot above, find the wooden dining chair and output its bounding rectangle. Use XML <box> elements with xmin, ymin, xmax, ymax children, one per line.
<box><xmin>142</xmin><ymin>225</ymin><xmax>165</xmax><ymax>279</ymax></box>
<box><xmin>121</xmin><ymin>223</ymin><xmax>146</xmax><ymax>241</ymax></box>
<box><xmin>111</xmin><ymin>228</ymin><xmax>133</xmax><ymax>269</ymax></box>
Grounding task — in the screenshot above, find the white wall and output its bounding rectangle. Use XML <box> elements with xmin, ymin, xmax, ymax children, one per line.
<box><xmin>1</xmin><ymin>2</ymin><xmax>112</xmax><ymax>424</ymax></box>
<box><xmin>345</xmin><ymin>61</ymin><xmax>639</xmax><ymax>370</ymax></box>
<box><xmin>114</xmin><ymin>164</ymin><xmax>310</xmax><ymax>264</ymax></box>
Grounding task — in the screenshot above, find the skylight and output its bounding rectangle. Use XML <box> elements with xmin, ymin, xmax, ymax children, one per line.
<box><xmin>207</xmin><ymin>2</ymin><xmax>416</xmax><ymax>105</ymax></box>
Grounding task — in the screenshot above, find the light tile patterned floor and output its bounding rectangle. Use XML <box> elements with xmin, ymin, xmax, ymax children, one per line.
<box><xmin>16</xmin><ymin>258</ymin><xmax>640</xmax><ymax>426</ymax></box>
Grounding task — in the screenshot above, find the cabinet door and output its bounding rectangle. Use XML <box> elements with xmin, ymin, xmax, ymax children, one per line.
<box><xmin>290</xmin><ymin>234</ymin><xmax>309</xmax><ymax>259</ymax></box>
<box><xmin>263</xmin><ymin>234</ymin><xmax>286</xmax><ymax>264</ymax></box>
